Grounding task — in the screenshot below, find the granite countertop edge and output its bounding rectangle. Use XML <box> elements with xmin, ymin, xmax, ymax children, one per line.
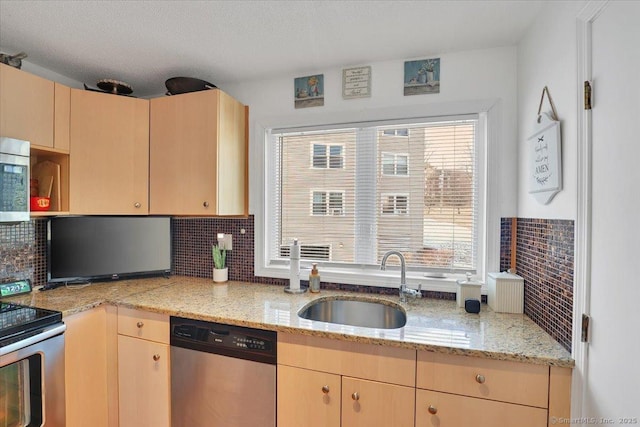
<box><xmin>4</xmin><ymin>276</ymin><xmax>574</xmax><ymax>368</ymax></box>
<box><xmin>115</xmin><ymin>300</ymin><xmax>574</xmax><ymax>368</ymax></box>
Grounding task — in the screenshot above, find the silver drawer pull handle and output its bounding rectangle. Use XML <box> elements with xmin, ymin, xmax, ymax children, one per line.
<box><xmin>153</xmin><ymin>354</ymin><xmax>160</xmax><ymax>361</ymax></box>
<box><xmin>321</xmin><ymin>385</ymin><xmax>330</xmax><ymax>394</ymax></box>
<box><xmin>428</xmin><ymin>405</ymin><xmax>438</xmax><ymax>415</ymax></box>
<box><xmin>475</xmin><ymin>374</ymin><xmax>486</xmax><ymax>384</ymax></box>
<box><xmin>134</xmin><ymin>202</ymin><xmax>141</xmax><ymax>208</ymax></box>
<box><xmin>203</xmin><ymin>201</ymin><xmax>209</xmax><ymax>208</ymax></box>
<box><xmin>351</xmin><ymin>392</ymin><xmax>359</xmax><ymax>401</ymax></box>
<box><xmin>136</xmin><ymin>321</ymin><xmax>144</xmax><ymax>328</ymax></box>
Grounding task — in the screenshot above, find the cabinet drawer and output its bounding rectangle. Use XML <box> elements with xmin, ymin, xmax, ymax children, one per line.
<box><xmin>416</xmin><ymin>389</ymin><xmax>548</xmax><ymax>427</ymax></box>
<box><xmin>278</xmin><ymin>333</ymin><xmax>416</xmax><ymax>387</ymax></box>
<box><xmin>117</xmin><ymin>307</ymin><xmax>169</xmax><ymax>344</ymax></box>
<box><xmin>417</xmin><ymin>352</ymin><xmax>549</xmax><ymax>408</ymax></box>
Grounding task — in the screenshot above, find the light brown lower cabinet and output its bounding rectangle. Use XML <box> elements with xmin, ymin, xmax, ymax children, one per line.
<box><xmin>415</xmin><ymin>389</ymin><xmax>548</xmax><ymax>426</ymax></box>
<box><xmin>64</xmin><ymin>305</ymin><xmax>118</xmax><ymax>427</ymax></box>
<box><xmin>117</xmin><ymin>334</ymin><xmax>170</xmax><ymax>427</ymax></box>
<box><xmin>278</xmin><ymin>365</ymin><xmax>341</xmax><ymax>427</ymax></box>
<box><xmin>278</xmin><ymin>333</ymin><xmax>571</xmax><ymax>427</ymax></box>
<box><xmin>342</xmin><ymin>377</ymin><xmax>415</xmax><ymax>427</ymax></box>
<box><xmin>277</xmin><ymin>366</ymin><xmax>414</xmax><ymax>427</ymax></box>
<box><xmin>117</xmin><ymin>308</ymin><xmax>170</xmax><ymax>427</ymax></box>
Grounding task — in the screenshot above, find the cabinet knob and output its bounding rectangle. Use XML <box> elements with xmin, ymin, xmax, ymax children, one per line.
<box><xmin>136</xmin><ymin>321</ymin><xmax>144</xmax><ymax>328</ymax></box>
<box><xmin>203</xmin><ymin>201</ymin><xmax>209</xmax><ymax>208</ymax></box>
<box><xmin>321</xmin><ymin>385</ymin><xmax>330</xmax><ymax>394</ymax></box>
<box><xmin>153</xmin><ymin>354</ymin><xmax>160</xmax><ymax>361</ymax></box>
<box><xmin>428</xmin><ymin>405</ymin><xmax>438</xmax><ymax>415</ymax></box>
<box><xmin>475</xmin><ymin>374</ymin><xmax>486</xmax><ymax>384</ymax></box>
<box><xmin>134</xmin><ymin>202</ymin><xmax>141</xmax><ymax>208</ymax></box>
<box><xmin>351</xmin><ymin>392</ymin><xmax>359</xmax><ymax>401</ymax></box>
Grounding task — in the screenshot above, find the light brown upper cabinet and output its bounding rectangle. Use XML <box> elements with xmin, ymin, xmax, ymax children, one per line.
<box><xmin>0</xmin><ymin>63</ymin><xmax>55</xmax><ymax>147</ymax></box>
<box><xmin>70</xmin><ymin>89</ymin><xmax>149</xmax><ymax>214</ymax></box>
<box><xmin>149</xmin><ymin>89</ymin><xmax>247</xmax><ymax>216</ymax></box>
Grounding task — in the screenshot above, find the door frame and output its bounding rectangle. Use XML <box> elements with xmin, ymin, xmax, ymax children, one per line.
<box><xmin>573</xmin><ymin>0</ymin><xmax>609</xmax><ymax>418</ymax></box>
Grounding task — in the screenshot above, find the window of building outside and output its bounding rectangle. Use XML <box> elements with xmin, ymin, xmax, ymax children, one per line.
<box><xmin>382</xmin><ymin>152</ymin><xmax>409</xmax><ymax>176</ymax></box>
<box><xmin>268</xmin><ymin>115</ymin><xmax>482</xmax><ymax>280</ymax></box>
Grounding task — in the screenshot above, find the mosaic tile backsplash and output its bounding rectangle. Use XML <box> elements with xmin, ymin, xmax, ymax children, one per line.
<box><xmin>0</xmin><ymin>219</ymin><xmax>47</xmax><ymax>285</ymax></box>
<box><xmin>171</xmin><ymin>216</ymin><xmax>447</xmax><ymax>298</ymax></box>
<box><xmin>501</xmin><ymin>217</ymin><xmax>574</xmax><ymax>352</ymax></box>
<box><xmin>2</xmin><ymin>215</ymin><xmax>573</xmax><ymax>352</ymax></box>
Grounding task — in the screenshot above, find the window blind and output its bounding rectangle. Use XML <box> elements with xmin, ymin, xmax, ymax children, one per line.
<box><xmin>270</xmin><ymin>116</ymin><xmax>479</xmax><ymax>273</ymax></box>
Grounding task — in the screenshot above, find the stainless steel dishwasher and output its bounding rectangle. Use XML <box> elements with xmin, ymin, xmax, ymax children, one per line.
<box><xmin>170</xmin><ymin>317</ymin><xmax>277</xmax><ymax>427</ymax></box>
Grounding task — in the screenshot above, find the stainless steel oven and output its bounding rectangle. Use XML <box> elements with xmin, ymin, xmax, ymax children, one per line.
<box><xmin>0</xmin><ymin>137</ymin><xmax>30</xmax><ymax>223</ymax></box>
<box><xmin>0</xmin><ymin>302</ymin><xmax>66</xmax><ymax>427</ymax></box>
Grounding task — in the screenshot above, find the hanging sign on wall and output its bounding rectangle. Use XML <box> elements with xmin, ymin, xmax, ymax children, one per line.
<box><xmin>528</xmin><ymin>87</ymin><xmax>562</xmax><ymax>204</ymax></box>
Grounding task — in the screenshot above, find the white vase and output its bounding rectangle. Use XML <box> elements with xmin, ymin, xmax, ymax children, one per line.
<box><xmin>213</xmin><ymin>267</ymin><xmax>228</xmax><ymax>282</ymax></box>
<box><xmin>426</xmin><ymin>71</ymin><xmax>435</xmax><ymax>83</ymax></box>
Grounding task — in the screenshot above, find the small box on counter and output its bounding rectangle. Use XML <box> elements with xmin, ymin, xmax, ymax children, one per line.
<box><xmin>456</xmin><ymin>273</ymin><xmax>482</xmax><ymax>309</ymax></box>
<box><xmin>487</xmin><ymin>272</ymin><xmax>524</xmax><ymax>313</ymax></box>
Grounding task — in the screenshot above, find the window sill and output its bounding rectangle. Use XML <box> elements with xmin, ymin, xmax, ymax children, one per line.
<box><xmin>255</xmin><ymin>264</ymin><xmax>486</xmax><ymax>294</ymax></box>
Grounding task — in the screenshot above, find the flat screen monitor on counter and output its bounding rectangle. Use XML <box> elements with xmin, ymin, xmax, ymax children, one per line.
<box><xmin>48</xmin><ymin>216</ymin><xmax>171</xmax><ymax>284</ymax></box>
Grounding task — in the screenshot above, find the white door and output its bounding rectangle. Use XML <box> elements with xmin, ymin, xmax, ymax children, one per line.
<box><xmin>583</xmin><ymin>0</ymin><xmax>640</xmax><ymax>420</ymax></box>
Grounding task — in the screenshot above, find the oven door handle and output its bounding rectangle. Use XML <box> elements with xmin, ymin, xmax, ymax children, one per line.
<box><xmin>0</xmin><ymin>323</ymin><xmax>66</xmax><ymax>357</ymax></box>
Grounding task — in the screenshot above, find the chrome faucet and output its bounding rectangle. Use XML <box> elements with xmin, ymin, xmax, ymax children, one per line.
<box><xmin>380</xmin><ymin>250</ymin><xmax>422</xmax><ymax>303</ymax></box>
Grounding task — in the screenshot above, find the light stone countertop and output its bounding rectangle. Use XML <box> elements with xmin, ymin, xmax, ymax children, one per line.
<box><xmin>3</xmin><ymin>275</ymin><xmax>574</xmax><ymax>368</ymax></box>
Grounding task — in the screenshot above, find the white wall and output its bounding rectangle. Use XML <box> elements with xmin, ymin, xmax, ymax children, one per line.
<box><xmin>0</xmin><ymin>51</ymin><xmax>84</xmax><ymax>88</ymax></box>
<box><xmin>516</xmin><ymin>1</ymin><xmax>587</xmax><ymax>220</ymax></box>
<box><xmin>223</xmin><ymin>46</ymin><xmax>519</xmax><ymax>219</ymax></box>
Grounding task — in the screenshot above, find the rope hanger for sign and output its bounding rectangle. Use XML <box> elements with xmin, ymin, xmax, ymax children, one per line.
<box><xmin>537</xmin><ymin>86</ymin><xmax>559</xmax><ymax>122</ymax></box>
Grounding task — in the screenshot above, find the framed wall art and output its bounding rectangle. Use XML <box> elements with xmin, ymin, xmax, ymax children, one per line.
<box><xmin>294</xmin><ymin>74</ymin><xmax>324</xmax><ymax>109</ymax></box>
<box><xmin>404</xmin><ymin>58</ymin><xmax>440</xmax><ymax>95</ymax></box>
<box><xmin>528</xmin><ymin>112</ymin><xmax>562</xmax><ymax>204</ymax></box>
<box><xmin>342</xmin><ymin>66</ymin><xmax>371</xmax><ymax>99</ymax></box>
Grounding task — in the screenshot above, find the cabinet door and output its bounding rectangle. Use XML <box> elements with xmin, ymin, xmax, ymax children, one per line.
<box><xmin>65</xmin><ymin>307</ymin><xmax>110</xmax><ymax>427</ymax></box>
<box><xmin>149</xmin><ymin>90</ymin><xmax>219</xmax><ymax>215</ymax></box>
<box><xmin>278</xmin><ymin>365</ymin><xmax>340</xmax><ymax>427</ymax></box>
<box><xmin>117</xmin><ymin>335</ymin><xmax>170</xmax><ymax>427</ymax></box>
<box><xmin>416</xmin><ymin>389</ymin><xmax>548</xmax><ymax>427</ymax></box>
<box><xmin>70</xmin><ymin>89</ymin><xmax>149</xmax><ymax>214</ymax></box>
<box><xmin>341</xmin><ymin>377</ymin><xmax>414</xmax><ymax>427</ymax></box>
<box><xmin>0</xmin><ymin>63</ymin><xmax>54</xmax><ymax>147</ymax></box>
<box><xmin>150</xmin><ymin>90</ymin><xmax>247</xmax><ymax>216</ymax></box>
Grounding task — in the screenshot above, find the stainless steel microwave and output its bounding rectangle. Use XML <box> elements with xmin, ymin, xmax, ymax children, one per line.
<box><xmin>0</xmin><ymin>137</ymin><xmax>30</xmax><ymax>222</ymax></box>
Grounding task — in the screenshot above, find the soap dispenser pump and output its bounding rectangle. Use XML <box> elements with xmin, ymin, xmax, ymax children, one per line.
<box><xmin>309</xmin><ymin>263</ymin><xmax>321</xmax><ymax>293</ymax></box>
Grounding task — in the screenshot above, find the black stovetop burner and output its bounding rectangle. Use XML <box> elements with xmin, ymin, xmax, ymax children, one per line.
<box><xmin>0</xmin><ymin>301</ymin><xmax>63</xmax><ymax>344</ymax></box>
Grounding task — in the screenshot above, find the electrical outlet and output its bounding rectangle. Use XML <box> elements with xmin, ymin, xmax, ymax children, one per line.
<box><xmin>217</xmin><ymin>233</ymin><xmax>232</xmax><ymax>250</ymax></box>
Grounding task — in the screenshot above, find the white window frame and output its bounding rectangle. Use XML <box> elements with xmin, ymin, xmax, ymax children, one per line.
<box><xmin>311</xmin><ymin>190</ymin><xmax>345</xmax><ymax>216</ymax></box>
<box><xmin>381</xmin><ymin>193</ymin><xmax>409</xmax><ymax>215</ymax></box>
<box><xmin>255</xmin><ymin>101</ymin><xmax>501</xmax><ymax>293</ymax></box>
<box><xmin>381</xmin><ymin>152</ymin><xmax>409</xmax><ymax>176</ymax></box>
<box><xmin>311</xmin><ymin>143</ymin><xmax>344</xmax><ymax>169</ymax></box>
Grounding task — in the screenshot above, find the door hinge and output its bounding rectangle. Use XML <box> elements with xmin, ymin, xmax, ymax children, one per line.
<box><xmin>584</xmin><ymin>81</ymin><xmax>592</xmax><ymax>110</ymax></box>
<box><xmin>581</xmin><ymin>313</ymin><xmax>591</xmax><ymax>343</ymax></box>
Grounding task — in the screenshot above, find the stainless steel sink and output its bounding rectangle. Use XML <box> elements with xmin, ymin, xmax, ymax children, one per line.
<box><xmin>298</xmin><ymin>297</ymin><xmax>407</xmax><ymax>329</ymax></box>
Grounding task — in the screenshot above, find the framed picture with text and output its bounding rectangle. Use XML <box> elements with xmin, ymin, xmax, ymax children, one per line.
<box><xmin>342</xmin><ymin>66</ymin><xmax>371</xmax><ymax>99</ymax></box>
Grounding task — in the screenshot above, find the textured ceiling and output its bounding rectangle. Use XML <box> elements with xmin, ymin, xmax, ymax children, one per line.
<box><xmin>0</xmin><ymin>0</ymin><xmax>543</xmax><ymax>97</ymax></box>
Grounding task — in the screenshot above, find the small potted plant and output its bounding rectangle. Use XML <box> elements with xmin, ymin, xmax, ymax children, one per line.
<box><xmin>212</xmin><ymin>244</ymin><xmax>228</xmax><ymax>282</ymax></box>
